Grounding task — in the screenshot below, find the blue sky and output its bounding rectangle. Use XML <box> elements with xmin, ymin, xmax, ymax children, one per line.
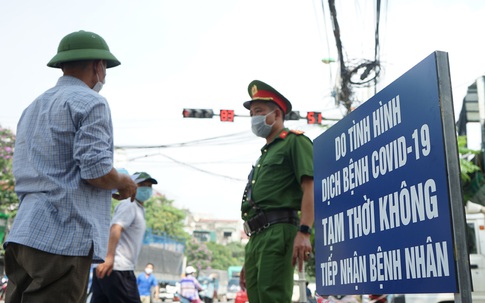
<box><xmin>1</xmin><ymin>0</ymin><xmax>485</xmax><ymax>220</ymax></box>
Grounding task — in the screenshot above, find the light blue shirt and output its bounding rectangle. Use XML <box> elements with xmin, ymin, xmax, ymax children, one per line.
<box><xmin>137</xmin><ymin>272</ymin><xmax>158</xmax><ymax>296</ymax></box>
<box><xmin>6</xmin><ymin>76</ymin><xmax>114</xmax><ymax>262</ymax></box>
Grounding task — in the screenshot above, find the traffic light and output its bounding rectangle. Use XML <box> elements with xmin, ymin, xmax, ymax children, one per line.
<box><xmin>306</xmin><ymin>111</ymin><xmax>323</xmax><ymax>124</ymax></box>
<box><xmin>219</xmin><ymin>109</ymin><xmax>235</xmax><ymax>122</ymax></box>
<box><xmin>182</xmin><ymin>109</ymin><xmax>214</xmax><ymax>118</ymax></box>
<box><xmin>285</xmin><ymin>111</ymin><xmax>300</xmax><ymax>120</ymax></box>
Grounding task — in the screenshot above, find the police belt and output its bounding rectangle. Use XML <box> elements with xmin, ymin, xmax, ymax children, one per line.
<box><xmin>243</xmin><ymin>209</ymin><xmax>299</xmax><ymax>237</ymax></box>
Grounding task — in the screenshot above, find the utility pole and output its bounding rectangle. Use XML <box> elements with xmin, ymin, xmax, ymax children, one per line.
<box><xmin>328</xmin><ymin>0</ymin><xmax>353</xmax><ymax>114</ymax></box>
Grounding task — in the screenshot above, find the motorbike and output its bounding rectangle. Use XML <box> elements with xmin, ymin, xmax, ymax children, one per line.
<box><xmin>0</xmin><ymin>276</ymin><xmax>8</xmax><ymax>300</ymax></box>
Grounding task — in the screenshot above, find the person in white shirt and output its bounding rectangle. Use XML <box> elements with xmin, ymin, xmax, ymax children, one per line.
<box><xmin>91</xmin><ymin>172</ymin><xmax>158</xmax><ymax>303</ymax></box>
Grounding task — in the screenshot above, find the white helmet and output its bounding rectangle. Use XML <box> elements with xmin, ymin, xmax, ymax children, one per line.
<box><xmin>185</xmin><ymin>266</ymin><xmax>196</xmax><ymax>275</ymax></box>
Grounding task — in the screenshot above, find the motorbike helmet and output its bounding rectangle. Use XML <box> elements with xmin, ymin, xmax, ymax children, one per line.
<box><xmin>185</xmin><ymin>266</ymin><xmax>197</xmax><ymax>275</ymax></box>
<box><xmin>47</xmin><ymin>30</ymin><xmax>120</xmax><ymax>68</ymax></box>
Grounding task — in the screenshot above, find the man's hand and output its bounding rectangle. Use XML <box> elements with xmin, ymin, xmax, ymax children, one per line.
<box><xmin>96</xmin><ymin>256</ymin><xmax>114</xmax><ymax>279</ymax></box>
<box><xmin>112</xmin><ymin>174</ymin><xmax>137</xmax><ymax>201</ymax></box>
<box><xmin>239</xmin><ymin>266</ymin><xmax>246</xmax><ymax>291</ymax></box>
<box><xmin>86</xmin><ymin>168</ymin><xmax>137</xmax><ymax>201</ymax></box>
<box><xmin>292</xmin><ymin>232</ymin><xmax>312</xmax><ymax>272</ymax></box>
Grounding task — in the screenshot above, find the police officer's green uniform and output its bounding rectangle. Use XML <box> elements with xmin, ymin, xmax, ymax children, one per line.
<box><xmin>241</xmin><ymin>80</ymin><xmax>314</xmax><ymax>303</ymax></box>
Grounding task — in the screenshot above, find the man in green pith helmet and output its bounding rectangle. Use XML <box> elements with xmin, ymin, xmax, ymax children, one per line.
<box><xmin>4</xmin><ymin>30</ymin><xmax>137</xmax><ymax>303</ymax></box>
<box><xmin>239</xmin><ymin>80</ymin><xmax>314</xmax><ymax>303</ymax></box>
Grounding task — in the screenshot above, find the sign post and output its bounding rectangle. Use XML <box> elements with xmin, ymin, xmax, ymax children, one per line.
<box><xmin>313</xmin><ymin>51</ymin><xmax>472</xmax><ymax>301</ymax></box>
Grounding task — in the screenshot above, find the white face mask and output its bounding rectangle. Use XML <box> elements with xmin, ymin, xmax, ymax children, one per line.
<box><xmin>145</xmin><ymin>267</ymin><xmax>153</xmax><ymax>274</ymax></box>
<box><xmin>92</xmin><ymin>64</ymin><xmax>106</xmax><ymax>93</ymax></box>
<box><xmin>251</xmin><ymin>110</ymin><xmax>275</xmax><ymax>138</ymax></box>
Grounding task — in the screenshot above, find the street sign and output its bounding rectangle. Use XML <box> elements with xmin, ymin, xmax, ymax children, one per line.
<box><xmin>313</xmin><ymin>52</ymin><xmax>470</xmax><ymax>297</ymax></box>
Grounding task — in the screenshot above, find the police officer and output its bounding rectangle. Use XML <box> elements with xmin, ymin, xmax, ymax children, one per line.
<box><xmin>239</xmin><ymin>80</ymin><xmax>314</xmax><ymax>303</ymax></box>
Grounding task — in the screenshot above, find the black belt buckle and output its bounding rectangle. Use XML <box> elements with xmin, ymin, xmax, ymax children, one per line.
<box><xmin>244</xmin><ymin>211</ymin><xmax>269</xmax><ymax>237</ymax></box>
<box><xmin>243</xmin><ymin>221</ymin><xmax>252</xmax><ymax>237</ymax></box>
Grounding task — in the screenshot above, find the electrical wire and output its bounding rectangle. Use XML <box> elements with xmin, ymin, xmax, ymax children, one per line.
<box><xmin>327</xmin><ymin>0</ymin><xmax>383</xmax><ymax>113</ymax></box>
<box><xmin>127</xmin><ymin>151</ymin><xmax>246</xmax><ymax>182</ymax></box>
<box><xmin>115</xmin><ymin>131</ymin><xmax>255</xmax><ymax>149</ymax></box>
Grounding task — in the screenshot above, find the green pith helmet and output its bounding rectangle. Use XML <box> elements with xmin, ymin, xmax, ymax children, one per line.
<box><xmin>47</xmin><ymin>30</ymin><xmax>120</xmax><ymax>68</ymax></box>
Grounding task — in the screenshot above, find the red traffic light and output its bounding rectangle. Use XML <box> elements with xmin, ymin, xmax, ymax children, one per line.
<box><xmin>306</xmin><ymin>111</ymin><xmax>322</xmax><ymax>124</ymax></box>
<box><xmin>182</xmin><ymin>109</ymin><xmax>214</xmax><ymax>118</ymax></box>
<box><xmin>220</xmin><ymin>109</ymin><xmax>235</xmax><ymax>122</ymax></box>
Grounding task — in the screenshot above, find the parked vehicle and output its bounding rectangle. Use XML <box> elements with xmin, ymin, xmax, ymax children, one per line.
<box><xmin>227</xmin><ymin>266</ymin><xmax>242</xmax><ymax>280</ymax></box>
<box><xmin>199</xmin><ymin>269</ymin><xmax>229</xmax><ymax>301</ymax></box>
<box><xmin>0</xmin><ymin>276</ymin><xmax>7</xmax><ymax>300</ymax></box>
<box><xmin>225</xmin><ymin>266</ymin><xmax>243</xmax><ymax>301</ymax></box>
<box><xmin>235</xmin><ymin>290</ymin><xmax>248</xmax><ymax>303</ymax></box>
<box><xmin>227</xmin><ymin>278</ymin><xmax>241</xmax><ymax>301</ymax></box>
<box><xmin>159</xmin><ymin>282</ymin><xmax>180</xmax><ymax>302</ymax></box>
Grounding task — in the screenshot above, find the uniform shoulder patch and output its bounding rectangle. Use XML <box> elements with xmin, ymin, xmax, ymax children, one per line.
<box><xmin>290</xmin><ymin>129</ymin><xmax>304</xmax><ymax>135</ymax></box>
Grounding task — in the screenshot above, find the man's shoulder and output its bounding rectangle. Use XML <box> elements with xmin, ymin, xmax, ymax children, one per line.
<box><xmin>277</xmin><ymin>129</ymin><xmax>312</xmax><ymax>144</ymax></box>
<box><xmin>289</xmin><ymin>129</ymin><xmax>305</xmax><ymax>135</ymax></box>
<box><xmin>113</xmin><ymin>199</ymin><xmax>136</xmax><ymax>214</ymax></box>
<box><xmin>55</xmin><ymin>77</ymin><xmax>107</xmax><ymax>104</ymax></box>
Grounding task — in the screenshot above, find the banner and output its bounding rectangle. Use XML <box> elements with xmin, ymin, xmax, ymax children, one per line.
<box><xmin>314</xmin><ymin>52</ymin><xmax>459</xmax><ymax>295</ymax></box>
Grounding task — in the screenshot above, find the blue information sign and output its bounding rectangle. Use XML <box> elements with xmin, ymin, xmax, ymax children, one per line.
<box><xmin>314</xmin><ymin>52</ymin><xmax>459</xmax><ymax>295</ymax></box>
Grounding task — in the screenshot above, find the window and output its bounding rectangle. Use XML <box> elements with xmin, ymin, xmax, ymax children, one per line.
<box><xmin>466</xmin><ymin>222</ymin><xmax>477</xmax><ymax>254</ymax></box>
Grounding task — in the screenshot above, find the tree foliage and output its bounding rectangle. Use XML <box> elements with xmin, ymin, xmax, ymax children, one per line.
<box><xmin>0</xmin><ymin>126</ymin><xmax>18</xmax><ymax>213</ymax></box>
<box><xmin>458</xmin><ymin>136</ymin><xmax>483</xmax><ymax>202</ymax></box>
<box><xmin>186</xmin><ymin>238</ymin><xmax>212</xmax><ymax>271</ymax></box>
<box><xmin>225</xmin><ymin>241</ymin><xmax>245</xmax><ymax>264</ymax></box>
<box><xmin>144</xmin><ymin>195</ymin><xmax>190</xmax><ymax>240</ymax></box>
<box><xmin>111</xmin><ymin>194</ymin><xmax>190</xmax><ymax>241</ymax></box>
<box><xmin>205</xmin><ymin>241</ymin><xmax>241</xmax><ymax>270</ymax></box>
<box><xmin>185</xmin><ymin>240</ymin><xmax>245</xmax><ymax>272</ymax></box>
<box><xmin>458</xmin><ymin>136</ymin><xmax>481</xmax><ymax>182</ymax></box>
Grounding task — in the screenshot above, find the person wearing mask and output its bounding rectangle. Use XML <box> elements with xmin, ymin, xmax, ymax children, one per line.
<box><xmin>4</xmin><ymin>30</ymin><xmax>137</xmax><ymax>303</ymax></box>
<box><xmin>137</xmin><ymin>263</ymin><xmax>159</xmax><ymax>303</ymax></box>
<box><xmin>200</xmin><ymin>274</ymin><xmax>217</xmax><ymax>303</ymax></box>
<box><xmin>238</xmin><ymin>80</ymin><xmax>314</xmax><ymax>303</ymax></box>
<box><xmin>91</xmin><ymin>172</ymin><xmax>158</xmax><ymax>303</ymax></box>
<box><xmin>179</xmin><ymin>266</ymin><xmax>203</xmax><ymax>303</ymax></box>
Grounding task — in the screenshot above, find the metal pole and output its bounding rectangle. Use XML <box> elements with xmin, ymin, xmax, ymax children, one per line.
<box><xmin>296</xmin><ymin>263</ymin><xmax>307</xmax><ymax>303</ymax></box>
<box><xmin>436</xmin><ymin>51</ymin><xmax>473</xmax><ymax>303</ymax></box>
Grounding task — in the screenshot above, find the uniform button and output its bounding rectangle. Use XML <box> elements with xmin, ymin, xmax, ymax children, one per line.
<box><xmin>244</xmin><ymin>212</ymin><xmax>248</xmax><ymax>217</ymax></box>
<box><xmin>251</xmin><ymin>180</ymin><xmax>255</xmax><ymax>184</ymax></box>
<box><xmin>264</xmin><ymin>149</ymin><xmax>268</xmax><ymax>153</ymax></box>
<box><xmin>257</xmin><ymin>164</ymin><xmax>261</xmax><ymax>167</ymax></box>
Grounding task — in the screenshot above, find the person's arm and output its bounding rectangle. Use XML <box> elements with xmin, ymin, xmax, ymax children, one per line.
<box><xmin>292</xmin><ymin>176</ymin><xmax>314</xmax><ymax>271</ymax></box>
<box><xmin>154</xmin><ymin>286</ymin><xmax>159</xmax><ymax>300</ymax></box>
<box><xmin>96</xmin><ymin>224</ymin><xmax>123</xmax><ymax>278</ymax></box>
<box><xmin>194</xmin><ymin>278</ymin><xmax>203</xmax><ymax>291</ymax></box>
<box><xmin>213</xmin><ymin>279</ymin><xmax>218</xmax><ymax>299</ymax></box>
<box><xmin>85</xmin><ymin>167</ymin><xmax>137</xmax><ymax>201</ymax></box>
<box><xmin>239</xmin><ymin>265</ymin><xmax>246</xmax><ymax>291</ymax></box>
<box><xmin>152</xmin><ymin>277</ymin><xmax>159</xmax><ymax>300</ymax></box>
